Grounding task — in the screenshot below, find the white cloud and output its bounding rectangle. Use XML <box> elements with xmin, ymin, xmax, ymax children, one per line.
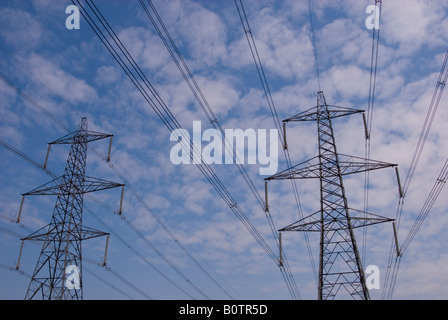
<box><xmin>2</xmin><ymin>0</ymin><xmax>448</xmax><ymax>301</ymax></box>
<box><xmin>0</xmin><ymin>8</ymin><xmax>43</xmax><ymax>51</ymax></box>
<box><xmin>25</xmin><ymin>54</ymin><xmax>98</xmax><ymax>105</ymax></box>
<box><xmin>118</xmin><ymin>26</ymin><xmax>172</xmax><ymax>76</ymax></box>
<box><xmin>247</xmin><ymin>8</ymin><xmax>315</xmax><ymax>80</ymax></box>
<box><xmin>161</xmin><ymin>0</ymin><xmax>228</xmax><ymax>67</ymax></box>
<box><xmin>195</xmin><ymin>75</ymin><xmax>240</xmax><ymax>117</ymax></box>
<box><xmin>95</xmin><ymin>66</ymin><xmax>121</xmax><ymax>86</ymax></box>
<box><xmin>323</xmin><ymin>65</ymin><xmax>370</xmax><ymax>99</ymax></box>
<box><xmin>382</xmin><ymin>0</ymin><xmax>448</xmax><ymax>53</ymax></box>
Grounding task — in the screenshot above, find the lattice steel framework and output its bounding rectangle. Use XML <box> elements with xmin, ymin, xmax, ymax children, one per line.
<box><xmin>20</xmin><ymin>117</ymin><xmax>124</xmax><ymax>300</ymax></box>
<box><xmin>266</xmin><ymin>91</ymin><xmax>398</xmax><ymax>300</ymax></box>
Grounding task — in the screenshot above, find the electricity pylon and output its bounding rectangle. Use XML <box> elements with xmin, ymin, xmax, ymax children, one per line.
<box><xmin>266</xmin><ymin>91</ymin><xmax>401</xmax><ymax>300</ymax></box>
<box><xmin>17</xmin><ymin>117</ymin><xmax>124</xmax><ymax>300</ymax></box>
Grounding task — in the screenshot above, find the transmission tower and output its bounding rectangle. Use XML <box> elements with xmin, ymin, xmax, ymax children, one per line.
<box><xmin>266</xmin><ymin>91</ymin><xmax>401</xmax><ymax>300</ymax></box>
<box><xmin>17</xmin><ymin>117</ymin><xmax>124</xmax><ymax>300</ymax></box>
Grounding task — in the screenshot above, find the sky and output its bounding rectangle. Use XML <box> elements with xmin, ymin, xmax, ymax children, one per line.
<box><xmin>1</xmin><ymin>0</ymin><xmax>448</xmax><ymax>300</ymax></box>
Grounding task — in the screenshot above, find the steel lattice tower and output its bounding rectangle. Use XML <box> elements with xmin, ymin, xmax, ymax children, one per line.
<box><xmin>266</xmin><ymin>91</ymin><xmax>400</xmax><ymax>300</ymax></box>
<box><xmin>19</xmin><ymin>117</ymin><xmax>124</xmax><ymax>300</ymax></box>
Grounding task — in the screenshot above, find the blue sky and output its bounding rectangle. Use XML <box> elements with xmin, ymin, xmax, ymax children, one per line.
<box><xmin>1</xmin><ymin>0</ymin><xmax>448</xmax><ymax>300</ymax></box>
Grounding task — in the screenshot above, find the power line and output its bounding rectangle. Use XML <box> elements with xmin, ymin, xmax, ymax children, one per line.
<box><xmin>234</xmin><ymin>0</ymin><xmax>317</xmax><ymax>293</ymax></box>
<box><xmin>234</xmin><ymin>0</ymin><xmax>304</xmax><ymax>298</ymax></box>
<box><xmin>0</xmin><ymin>137</ymin><xmax>200</xmax><ymax>299</ymax></box>
<box><xmin>366</xmin><ymin>0</ymin><xmax>382</xmax><ymax>139</ymax></box>
<box><xmin>87</xmin><ymin>205</ymin><xmax>198</xmax><ymax>299</ymax></box>
<box><xmin>382</xmin><ymin>48</ymin><xmax>448</xmax><ymax>300</ymax></box>
<box><xmin>0</xmin><ymin>72</ymin><xmax>70</xmax><ymax>133</ymax></box>
<box><xmin>139</xmin><ymin>0</ymin><xmax>298</xmax><ymax>299</ymax></box>
<box><xmin>0</xmin><ymin>82</ymin><xmax>223</xmax><ymax>300</ymax></box>
<box><xmin>402</xmin><ymin>49</ymin><xmax>448</xmax><ymax>198</ymax></box>
<box><xmin>307</xmin><ymin>0</ymin><xmax>321</xmax><ymax>91</ymax></box>
<box><xmin>83</xmin><ymin>265</ymin><xmax>136</xmax><ymax>300</ymax></box>
<box><xmin>0</xmin><ymin>45</ymin><xmax>236</xmax><ymax>299</ymax></box>
<box><xmin>84</xmin><ymin>257</ymin><xmax>153</xmax><ymax>300</ymax></box>
<box><xmin>382</xmin><ymin>159</ymin><xmax>448</xmax><ymax>300</ymax></box>
<box><xmin>1</xmin><ymin>47</ymin><xmax>238</xmax><ymax>298</ymax></box>
<box><xmin>108</xmin><ymin>162</ymin><xmax>235</xmax><ymax>299</ymax></box>
<box><xmin>362</xmin><ymin>0</ymin><xmax>382</xmax><ymax>266</ymax></box>
<box><xmin>0</xmin><ymin>137</ymin><xmax>56</xmax><ymax>178</ymax></box>
<box><xmin>0</xmin><ymin>44</ymin><xmax>83</xmax><ymax>122</ymax></box>
<box><xmin>400</xmin><ymin>159</ymin><xmax>448</xmax><ymax>254</ymax></box>
<box><xmin>0</xmin><ymin>263</ymin><xmax>32</xmax><ymax>279</ymax></box>
<box><xmin>121</xmin><ymin>214</ymin><xmax>210</xmax><ymax>300</ymax></box>
<box><xmin>0</xmin><ymin>221</ymin><xmax>143</xmax><ymax>299</ymax></box>
<box><xmin>266</xmin><ymin>91</ymin><xmax>397</xmax><ymax>300</ymax></box>
<box><xmin>74</xmin><ymin>0</ymin><xmax>280</xmax><ymax>277</ymax></box>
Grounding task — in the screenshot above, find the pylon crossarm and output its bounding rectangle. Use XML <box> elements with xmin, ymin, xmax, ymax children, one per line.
<box><xmin>82</xmin><ymin>176</ymin><xmax>124</xmax><ymax>193</ymax></box>
<box><xmin>347</xmin><ymin>208</ymin><xmax>394</xmax><ymax>228</ymax></box>
<box><xmin>265</xmin><ymin>156</ymin><xmax>321</xmax><ymax>180</ymax></box>
<box><xmin>280</xmin><ymin>210</ymin><xmax>321</xmax><ymax>232</ymax></box>
<box><xmin>337</xmin><ymin>154</ymin><xmax>397</xmax><ymax>176</ymax></box>
<box><xmin>77</xmin><ymin>227</ymin><xmax>109</xmax><ymax>241</ymax></box>
<box><xmin>49</xmin><ymin>130</ymin><xmax>113</xmax><ymax>145</ymax></box>
<box><xmin>21</xmin><ymin>225</ymin><xmax>109</xmax><ymax>241</ymax></box>
<box><xmin>266</xmin><ymin>154</ymin><xmax>397</xmax><ymax>181</ymax></box>
<box><xmin>280</xmin><ymin>209</ymin><xmax>394</xmax><ymax>232</ymax></box>
<box><xmin>21</xmin><ymin>225</ymin><xmax>53</xmax><ymax>241</ymax></box>
<box><xmin>284</xmin><ymin>105</ymin><xmax>364</xmax><ymax>122</ymax></box>
<box><xmin>22</xmin><ymin>176</ymin><xmax>124</xmax><ymax>195</ymax></box>
<box><xmin>23</xmin><ymin>176</ymin><xmax>66</xmax><ymax>196</ymax></box>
